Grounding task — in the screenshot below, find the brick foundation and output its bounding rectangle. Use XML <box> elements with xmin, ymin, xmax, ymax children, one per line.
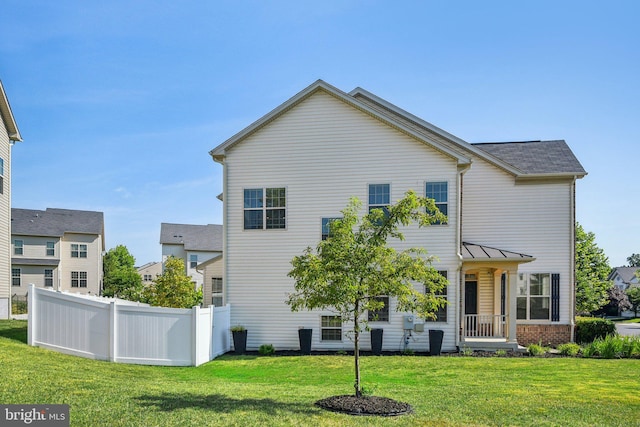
<box><xmin>517</xmin><ymin>324</ymin><xmax>573</xmax><ymax>347</ymax></box>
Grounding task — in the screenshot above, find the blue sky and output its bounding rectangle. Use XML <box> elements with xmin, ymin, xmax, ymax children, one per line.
<box><xmin>1</xmin><ymin>1</ymin><xmax>638</xmax><ymax>266</ymax></box>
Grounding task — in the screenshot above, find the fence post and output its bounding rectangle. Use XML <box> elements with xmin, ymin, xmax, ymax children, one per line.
<box><xmin>109</xmin><ymin>301</ymin><xmax>117</xmax><ymax>362</ymax></box>
<box><xmin>27</xmin><ymin>284</ymin><xmax>36</xmax><ymax>346</ymax></box>
<box><xmin>192</xmin><ymin>306</ymin><xmax>199</xmax><ymax>366</ymax></box>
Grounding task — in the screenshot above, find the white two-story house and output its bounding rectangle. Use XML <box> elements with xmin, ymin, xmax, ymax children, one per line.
<box><xmin>209</xmin><ymin>80</ymin><xmax>586</xmax><ymax>352</ymax></box>
<box><xmin>11</xmin><ymin>208</ymin><xmax>105</xmax><ymax>296</ymax></box>
<box><xmin>0</xmin><ymin>81</ymin><xmax>22</xmax><ymax>319</ymax></box>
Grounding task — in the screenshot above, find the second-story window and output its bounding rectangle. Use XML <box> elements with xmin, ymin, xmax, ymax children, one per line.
<box><xmin>368</xmin><ymin>184</ymin><xmax>390</xmax><ymax>215</ymax></box>
<box><xmin>46</xmin><ymin>241</ymin><xmax>55</xmax><ymax>256</ymax></box>
<box><xmin>71</xmin><ymin>244</ymin><xmax>87</xmax><ymax>258</ymax></box>
<box><xmin>14</xmin><ymin>240</ymin><xmax>23</xmax><ymax>255</ymax></box>
<box><xmin>426</xmin><ymin>181</ymin><xmax>448</xmax><ymax>224</ymax></box>
<box><xmin>243</xmin><ymin>187</ymin><xmax>286</xmax><ymax>230</ymax></box>
<box><xmin>190</xmin><ymin>254</ymin><xmax>198</xmax><ymax>268</ymax></box>
<box><xmin>0</xmin><ymin>158</ymin><xmax>4</xmax><ymax>195</ymax></box>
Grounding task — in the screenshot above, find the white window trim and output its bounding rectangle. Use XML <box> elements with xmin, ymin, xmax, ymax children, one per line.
<box><xmin>211</xmin><ymin>277</ymin><xmax>223</xmax><ymax>307</ymax></box>
<box><xmin>367</xmin><ymin>183</ymin><xmax>391</xmax><ymax>213</ymax></box>
<box><xmin>12</xmin><ymin>268</ymin><xmax>21</xmax><ymax>287</ymax></box>
<box><xmin>14</xmin><ymin>239</ymin><xmax>23</xmax><ymax>255</ymax></box>
<box><xmin>425</xmin><ymin>180</ymin><xmax>450</xmax><ymax>226</ymax></box>
<box><xmin>242</xmin><ymin>186</ymin><xmax>288</xmax><ymax>231</ymax></box>
<box><xmin>516</xmin><ymin>272</ymin><xmax>552</xmax><ymax>323</ymax></box>
<box><xmin>320</xmin><ymin>315</ymin><xmax>343</xmax><ymax>342</ymax></box>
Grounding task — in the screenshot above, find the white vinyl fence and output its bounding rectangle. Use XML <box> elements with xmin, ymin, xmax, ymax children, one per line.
<box><xmin>27</xmin><ymin>285</ymin><xmax>230</xmax><ymax>366</ymax></box>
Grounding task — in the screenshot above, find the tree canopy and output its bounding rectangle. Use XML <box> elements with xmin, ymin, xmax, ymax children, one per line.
<box><xmin>143</xmin><ymin>256</ymin><xmax>202</xmax><ymax>308</ymax></box>
<box><xmin>575</xmin><ymin>223</ymin><xmax>612</xmax><ymax>314</ymax></box>
<box><xmin>287</xmin><ymin>191</ymin><xmax>448</xmax><ymax>397</ymax></box>
<box><xmin>626</xmin><ymin>287</ymin><xmax>640</xmax><ymax>317</ymax></box>
<box><xmin>102</xmin><ymin>245</ymin><xmax>144</xmax><ymax>301</ymax></box>
<box><xmin>627</xmin><ymin>253</ymin><xmax>640</xmax><ymax>267</ymax></box>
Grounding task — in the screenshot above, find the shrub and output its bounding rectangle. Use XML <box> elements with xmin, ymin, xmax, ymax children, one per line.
<box><xmin>258</xmin><ymin>344</ymin><xmax>275</xmax><ymax>356</ymax></box>
<box><xmin>460</xmin><ymin>346</ymin><xmax>473</xmax><ymax>357</ymax></box>
<box><xmin>494</xmin><ymin>349</ymin><xmax>508</xmax><ymax>357</ymax></box>
<box><xmin>596</xmin><ymin>335</ymin><xmax>622</xmax><ymax>359</ymax></box>
<box><xmin>557</xmin><ymin>343</ymin><xmax>581</xmax><ymax>357</ymax></box>
<box><xmin>230</xmin><ymin>325</ymin><xmax>246</xmax><ymax>332</ymax></box>
<box><xmin>575</xmin><ymin>316</ymin><xmax>616</xmax><ymax>343</ymax></box>
<box><xmin>581</xmin><ymin>341</ymin><xmax>599</xmax><ymax>358</ymax></box>
<box><xmin>620</xmin><ymin>336</ymin><xmax>640</xmax><ymax>358</ymax></box>
<box><xmin>527</xmin><ymin>343</ymin><xmax>547</xmax><ymax>356</ymax></box>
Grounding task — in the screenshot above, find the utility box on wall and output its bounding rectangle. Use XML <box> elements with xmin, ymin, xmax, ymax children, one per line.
<box><xmin>403</xmin><ymin>315</ymin><xmax>414</xmax><ymax>330</ymax></box>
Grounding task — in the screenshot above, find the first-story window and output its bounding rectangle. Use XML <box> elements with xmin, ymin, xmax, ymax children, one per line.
<box><xmin>14</xmin><ymin>240</ymin><xmax>23</xmax><ymax>255</ymax></box>
<box><xmin>44</xmin><ymin>269</ymin><xmax>53</xmax><ymax>287</ymax></box>
<box><xmin>189</xmin><ymin>254</ymin><xmax>198</xmax><ymax>269</ymax></box>
<box><xmin>71</xmin><ymin>271</ymin><xmax>87</xmax><ymax>288</ymax></box>
<box><xmin>12</xmin><ymin>268</ymin><xmax>21</xmax><ymax>286</ymax></box>
<box><xmin>212</xmin><ymin>277</ymin><xmax>223</xmax><ymax>307</ymax></box>
<box><xmin>426</xmin><ymin>270</ymin><xmax>448</xmax><ymax>322</ymax></box>
<box><xmin>321</xmin><ymin>315</ymin><xmax>342</xmax><ymax>341</ymax></box>
<box><xmin>517</xmin><ymin>273</ymin><xmax>551</xmax><ymax>320</ymax></box>
<box><xmin>71</xmin><ymin>244</ymin><xmax>87</xmax><ymax>258</ymax></box>
<box><xmin>426</xmin><ymin>181</ymin><xmax>448</xmax><ymax>224</ymax></box>
<box><xmin>368</xmin><ymin>296</ymin><xmax>390</xmax><ymax>322</ymax></box>
<box><xmin>244</xmin><ymin>187</ymin><xmax>286</xmax><ymax>230</ymax></box>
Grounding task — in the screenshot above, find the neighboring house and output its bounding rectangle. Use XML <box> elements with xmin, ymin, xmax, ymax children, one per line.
<box><xmin>198</xmin><ymin>254</ymin><xmax>224</xmax><ymax>308</ymax></box>
<box><xmin>209</xmin><ymin>80</ymin><xmax>587</xmax><ymax>352</ymax></box>
<box><xmin>11</xmin><ymin>208</ymin><xmax>105</xmax><ymax>296</ymax></box>
<box><xmin>136</xmin><ymin>261</ymin><xmax>162</xmax><ymax>285</ymax></box>
<box><xmin>0</xmin><ymin>81</ymin><xmax>22</xmax><ymax>319</ymax></box>
<box><xmin>609</xmin><ymin>267</ymin><xmax>640</xmax><ymax>290</ymax></box>
<box><xmin>159</xmin><ymin>223</ymin><xmax>222</xmax><ymax>290</ymax></box>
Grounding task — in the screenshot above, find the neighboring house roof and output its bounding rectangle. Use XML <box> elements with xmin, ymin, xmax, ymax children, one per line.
<box><xmin>472</xmin><ymin>141</ymin><xmax>586</xmax><ymax>176</ymax></box>
<box><xmin>608</xmin><ymin>267</ymin><xmax>640</xmax><ymax>284</ymax></box>
<box><xmin>136</xmin><ymin>261</ymin><xmax>161</xmax><ymax>271</ymax></box>
<box><xmin>160</xmin><ymin>223</ymin><xmax>223</xmax><ymax>252</ymax></box>
<box><xmin>0</xmin><ymin>80</ymin><xmax>22</xmax><ymax>142</ymax></box>
<box><xmin>196</xmin><ymin>253</ymin><xmax>223</xmax><ymax>270</ymax></box>
<box><xmin>462</xmin><ymin>242</ymin><xmax>535</xmax><ymax>263</ymax></box>
<box><xmin>12</xmin><ymin>208</ymin><xmax>105</xmax><ymax>238</ymax></box>
<box><xmin>210</xmin><ymin>80</ymin><xmax>586</xmax><ymax>180</ymax></box>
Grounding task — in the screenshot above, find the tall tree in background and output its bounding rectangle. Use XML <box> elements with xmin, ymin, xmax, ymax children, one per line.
<box><xmin>287</xmin><ymin>191</ymin><xmax>448</xmax><ymax>397</ymax></box>
<box><xmin>103</xmin><ymin>245</ymin><xmax>143</xmax><ymax>301</ymax></box>
<box><xmin>626</xmin><ymin>286</ymin><xmax>640</xmax><ymax>317</ymax></box>
<box><xmin>575</xmin><ymin>223</ymin><xmax>612</xmax><ymax>314</ymax></box>
<box><xmin>627</xmin><ymin>253</ymin><xmax>640</xmax><ymax>267</ymax></box>
<box><xmin>144</xmin><ymin>256</ymin><xmax>202</xmax><ymax>308</ymax></box>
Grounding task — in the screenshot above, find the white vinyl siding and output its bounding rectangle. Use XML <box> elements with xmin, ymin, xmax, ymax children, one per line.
<box><xmin>462</xmin><ymin>155</ymin><xmax>574</xmax><ymax>324</ymax></box>
<box><xmin>223</xmin><ymin>91</ymin><xmax>460</xmax><ymax>351</ymax></box>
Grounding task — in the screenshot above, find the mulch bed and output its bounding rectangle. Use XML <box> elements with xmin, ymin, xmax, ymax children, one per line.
<box><xmin>316</xmin><ymin>395</ymin><xmax>413</xmax><ymax>416</ymax></box>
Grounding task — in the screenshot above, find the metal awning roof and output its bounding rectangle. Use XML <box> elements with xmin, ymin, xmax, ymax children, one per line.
<box><xmin>462</xmin><ymin>242</ymin><xmax>535</xmax><ymax>262</ymax></box>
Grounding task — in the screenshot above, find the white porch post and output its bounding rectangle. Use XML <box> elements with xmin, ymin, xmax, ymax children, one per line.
<box><xmin>460</xmin><ymin>267</ymin><xmax>466</xmax><ymax>342</ymax></box>
<box><xmin>507</xmin><ymin>270</ymin><xmax>518</xmax><ymax>344</ymax></box>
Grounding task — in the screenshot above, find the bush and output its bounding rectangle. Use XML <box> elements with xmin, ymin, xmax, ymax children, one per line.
<box><xmin>620</xmin><ymin>336</ymin><xmax>640</xmax><ymax>358</ymax></box>
<box><xmin>527</xmin><ymin>343</ymin><xmax>547</xmax><ymax>356</ymax></box>
<box><xmin>598</xmin><ymin>335</ymin><xmax>622</xmax><ymax>359</ymax></box>
<box><xmin>581</xmin><ymin>335</ymin><xmax>640</xmax><ymax>359</ymax></box>
<box><xmin>575</xmin><ymin>316</ymin><xmax>617</xmax><ymax>343</ymax></box>
<box><xmin>557</xmin><ymin>343</ymin><xmax>580</xmax><ymax>357</ymax></box>
<box><xmin>258</xmin><ymin>344</ymin><xmax>275</xmax><ymax>356</ymax></box>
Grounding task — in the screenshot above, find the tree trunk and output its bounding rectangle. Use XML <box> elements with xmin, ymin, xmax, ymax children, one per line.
<box><xmin>354</xmin><ymin>303</ymin><xmax>361</xmax><ymax>397</ymax></box>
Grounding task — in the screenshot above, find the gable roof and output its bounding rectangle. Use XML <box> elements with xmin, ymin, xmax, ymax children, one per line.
<box><xmin>159</xmin><ymin>223</ymin><xmax>223</xmax><ymax>252</ymax></box>
<box><xmin>12</xmin><ymin>208</ymin><xmax>104</xmax><ymax>237</ymax></box>
<box><xmin>210</xmin><ymin>80</ymin><xmax>586</xmax><ymax>179</ymax></box>
<box><xmin>473</xmin><ymin>141</ymin><xmax>586</xmax><ymax>176</ymax></box>
<box><xmin>0</xmin><ymin>80</ymin><xmax>22</xmax><ymax>142</ymax></box>
<box><xmin>609</xmin><ymin>266</ymin><xmax>640</xmax><ymax>284</ymax></box>
<box><xmin>210</xmin><ymin>79</ymin><xmax>473</xmax><ymax>166</ymax></box>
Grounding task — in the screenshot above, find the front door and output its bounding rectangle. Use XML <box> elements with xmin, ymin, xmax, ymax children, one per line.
<box><xmin>465</xmin><ymin>279</ymin><xmax>478</xmax><ymax>315</ymax></box>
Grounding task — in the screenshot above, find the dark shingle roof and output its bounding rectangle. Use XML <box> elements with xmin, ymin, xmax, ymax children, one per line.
<box><xmin>159</xmin><ymin>223</ymin><xmax>223</xmax><ymax>252</ymax></box>
<box><xmin>12</xmin><ymin>208</ymin><xmax>104</xmax><ymax>237</ymax></box>
<box><xmin>472</xmin><ymin>140</ymin><xmax>586</xmax><ymax>175</ymax></box>
<box><xmin>609</xmin><ymin>267</ymin><xmax>640</xmax><ymax>283</ymax></box>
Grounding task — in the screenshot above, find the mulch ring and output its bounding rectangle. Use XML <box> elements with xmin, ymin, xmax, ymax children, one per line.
<box><xmin>316</xmin><ymin>395</ymin><xmax>413</xmax><ymax>417</ymax></box>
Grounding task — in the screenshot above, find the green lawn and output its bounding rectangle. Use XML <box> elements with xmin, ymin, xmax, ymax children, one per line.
<box><xmin>1</xmin><ymin>320</ymin><xmax>639</xmax><ymax>426</ymax></box>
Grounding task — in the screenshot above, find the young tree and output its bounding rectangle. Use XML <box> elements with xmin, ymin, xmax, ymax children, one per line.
<box><xmin>627</xmin><ymin>253</ymin><xmax>640</xmax><ymax>267</ymax></box>
<box><xmin>597</xmin><ymin>286</ymin><xmax>632</xmax><ymax>316</ymax></box>
<box><xmin>287</xmin><ymin>191</ymin><xmax>448</xmax><ymax>397</ymax></box>
<box><xmin>143</xmin><ymin>256</ymin><xmax>202</xmax><ymax>308</ymax></box>
<box><xmin>575</xmin><ymin>223</ymin><xmax>612</xmax><ymax>314</ymax></box>
<box><xmin>103</xmin><ymin>245</ymin><xmax>144</xmax><ymax>301</ymax></box>
<box><xmin>626</xmin><ymin>287</ymin><xmax>640</xmax><ymax>317</ymax></box>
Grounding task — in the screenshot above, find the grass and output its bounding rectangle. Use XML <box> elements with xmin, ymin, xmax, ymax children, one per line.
<box><xmin>2</xmin><ymin>320</ymin><xmax>640</xmax><ymax>426</ymax></box>
<box><xmin>620</xmin><ymin>317</ymin><xmax>640</xmax><ymax>323</ymax></box>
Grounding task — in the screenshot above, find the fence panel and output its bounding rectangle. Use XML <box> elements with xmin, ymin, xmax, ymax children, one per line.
<box><xmin>28</xmin><ymin>285</ymin><xmax>230</xmax><ymax>366</ymax></box>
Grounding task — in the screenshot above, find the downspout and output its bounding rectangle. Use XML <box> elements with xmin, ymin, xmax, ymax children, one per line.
<box><xmin>456</xmin><ymin>162</ymin><xmax>472</xmax><ymax>349</ymax></box>
<box><xmin>570</xmin><ymin>176</ymin><xmax>577</xmax><ymax>342</ymax></box>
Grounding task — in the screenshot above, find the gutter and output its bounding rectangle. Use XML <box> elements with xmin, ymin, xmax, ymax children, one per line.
<box><xmin>455</xmin><ymin>162</ymin><xmax>472</xmax><ymax>349</ymax></box>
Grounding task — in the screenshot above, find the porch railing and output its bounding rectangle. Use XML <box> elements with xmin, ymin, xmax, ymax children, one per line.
<box><xmin>463</xmin><ymin>314</ymin><xmax>506</xmax><ymax>338</ymax></box>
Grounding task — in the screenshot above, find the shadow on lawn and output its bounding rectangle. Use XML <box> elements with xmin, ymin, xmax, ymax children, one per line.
<box><xmin>0</xmin><ymin>323</ymin><xmax>28</xmax><ymax>344</ymax></box>
<box><xmin>134</xmin><ymin>392</ymin><xmax>318</xmax><ymax>416</ymax></box>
